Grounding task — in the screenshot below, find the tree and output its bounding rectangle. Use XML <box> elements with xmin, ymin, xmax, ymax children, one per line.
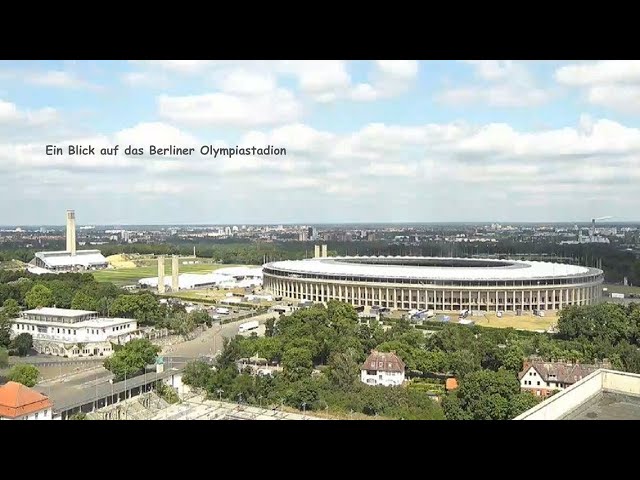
<box><xmin>12</xmin><ymin>333</ymin><xmax>33</xmax><ymax>357</ymax></box>
<box><xmin>447</xmin><ymin>369</ymin><xmax>522</xmax><ymax>420</ymax></box>
<box><xmin>71</xmin><ymin>291</ymin><xmax>97</xmax><ymax>311</ymax></box>
<box><xmin>0</xmin><ymin>347</ymin><xmax>8</xmax><ymax>369</ymax></box>
<box><xmin>169</xmin><ymin>312</ymin><xmax>197</xmax><ymax>340</ymax></box>
<box><xmin>0</xmin><ymin>317</ymin><xmax>11</xmax><ymax>349</ymax></box>
<box><xmin>499</xmin><ymin>345</ymin><xmax>525</xmax><ymax>373</ymax></box>
<box><xmin>265</xmin><ymin>317</ymin><xmax>276</xmax><ymax>337</ymax></box>
<box><xmin>69</xmin><ymin>412</ymin><xmax>87</xmax><ymax>420</ymax></box>
<box><xmin>2</xmin><ymin>298</ymin><xmax>20</xmax><ymax>318</ymax></box>
<box><xmin>282</xmin><ymin>347</ymin><xmax>313</xmax><ymax>381</ymax></box>
<box><xmin>327</xmin><ymin>351</ymin><xmax>360</xmax><ymax>390</ymax></box>
<box><xmin>509</xmin><ymin>392</ymin><xmax>541</xmax><ymax>418</ymax></box>
<box><xmin>25</xmin><ymin>284</ymin><xmax>54</xmax><ymax>309</ymax></box>
<box><xmin>103</xmin><ymin>339</ymin><xmax>160</xmax><ymax>381</ymax></box>
<box><xmin>182</xmin><ymin>360</ymin><xmax>214</xmax><ymax>389</ymax></box>
<box><xmin>8</xmin><ymin>364</ymin><xmax>39</xmax><ymax>387</ymax></box>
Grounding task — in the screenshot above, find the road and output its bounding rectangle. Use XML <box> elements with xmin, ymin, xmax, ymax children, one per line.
<box><xmin>160</xmin><ymin>312</ymin><xmax>276</xmax><ymax>358</ymax></box>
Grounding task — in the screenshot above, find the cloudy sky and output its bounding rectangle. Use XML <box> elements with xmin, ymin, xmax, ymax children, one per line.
<box><xmin>2</xmin><ymin>60</ymin><xmax>639</xmax><ymax>225</ymax></box>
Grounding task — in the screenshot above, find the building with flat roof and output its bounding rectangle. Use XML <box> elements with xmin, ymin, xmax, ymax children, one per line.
<box><xmin>0</xmin><ymin>382</ymin><xmax>53</xmax><ymax>420</ymax></box>
<box><xmin>263</xmin><ymin>256</ymin><xmax>603</xmax><ymax>312</ymax></box>
<box><xmin>30</xmin><ymin>210</ymin><xmax>107</xmax><ymax>273</ymax></box>
<box><xmin>33</xmin><ymin>250</ymin><xmax>107</xmax><ymax>272</ymax></box>
<box><xmin>11</xmin><ymin>307</ymin><xmax>139</xmax><ymax>358</ymax></box>
<box><xmin>515</xmin><ymin>369</ymin><xmax>640</xmax><ymax>420</ymax></box>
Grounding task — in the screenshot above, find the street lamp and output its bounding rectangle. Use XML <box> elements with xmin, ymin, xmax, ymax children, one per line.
<box><xmin>217</xmin><ymin>388</ymin><xmax>224</xmax><ymax>403</ymax></box>
<box><xmin>258</xmin><ymin>395</ymin><xmax>263</xmax><ymax>409</ymax></box>
<box><xmin>301</xmin><ymin>402</ymin><xmax>307</xmax><ymax>417</ymax></box>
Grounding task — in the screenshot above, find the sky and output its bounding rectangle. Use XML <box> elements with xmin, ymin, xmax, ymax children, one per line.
<box><xmin>1</xmin><ymin>60</ymin><xmax>640</xmax><ymax>225</ymax></box>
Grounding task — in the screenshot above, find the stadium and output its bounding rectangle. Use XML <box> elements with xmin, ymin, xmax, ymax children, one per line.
<box><xmin>262</xmin><ymin>256</ymin><xmax>604</xmax><ymax>312</ymax></box>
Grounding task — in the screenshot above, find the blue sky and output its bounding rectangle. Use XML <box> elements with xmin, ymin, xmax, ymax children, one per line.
<box><xmin>1</xmin><ymin>60</ymin><xmax>640</xmax><ymax>225</ymax></box>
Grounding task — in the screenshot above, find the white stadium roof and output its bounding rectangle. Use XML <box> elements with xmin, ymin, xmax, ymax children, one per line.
<box><xmin>138</xmin><ymin>265</ymin><xmax>262</xmax><ymax>290</ymax></box>
<box><xmin>35</xmin><ymin>250</ymin><xmax>107</xmax><ymax>268</ymax></box>
<box><xmin>263</xmin><ymin>256</ymin><xmax>596</xmax><ymax>281</ymax></box>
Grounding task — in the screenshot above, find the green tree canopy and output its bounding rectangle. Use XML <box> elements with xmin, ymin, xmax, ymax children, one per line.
<box><xmin>25</xmin><ymin>284</ymin><xmax>54</xmax><ymax>309</ymax></box>
<box><xmin>103</xmin><ymin>339</ymin><xmax>160</xmax><ymax>381</ymax></box>
<box><xmin>12</xmin><ymin>333</ymin><xmax>33</xmax><ymax>357</ymax></box>
<box><xmin>2</xmin><ymin>298</ymin><xmax>20</xmax><ymax>318</ymax></box>
<box><xmin>0</xmin><ymin>347</ymin><xmax>8</xmax><ymax>369</ymax></box>
<box><xmin>8</xmin><ymin>363</ymin><xmax>39</xmax><ymax>387</ymax></box>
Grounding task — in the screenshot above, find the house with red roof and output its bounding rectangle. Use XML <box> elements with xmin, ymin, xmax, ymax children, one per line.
<box><xmin>0</xmin><ymin>382</ymin><xmax>53</xmax><ymax>420</ymax></box>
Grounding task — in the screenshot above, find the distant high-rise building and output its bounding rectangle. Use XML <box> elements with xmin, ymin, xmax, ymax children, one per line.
<box><xmin>298</xmin><ymin>231</ymin><xmax>308</xmax><ymax>241</ymax></box>
<box><xmin>308</xmin><ymin>227</ymin><xmax>318</xmax><ymax>241</ymax></box>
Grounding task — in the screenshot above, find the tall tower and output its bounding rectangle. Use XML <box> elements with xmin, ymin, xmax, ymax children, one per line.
<box><xmin>171</xmin><ymin>255</ymin><xmax>179</xmax><ymax>292</ymax></box>
<box><xmin>66</xmin><ymin>210</ymin><xmax>77</xmax><ymax>255</ymax></box>
<box><xmin>321</xmin><ymin>244</ymin><xmax>328</xmax><ymax>257</ymax></box>
<box><xmin>157</xmin><ymin>255</ymin><xmax>166</xmax><ymax>294</ymax></box>
<box><xmin>314</xmin><ymin>245</ymin><xmax>320</xmax><ymax>258</ymax></box>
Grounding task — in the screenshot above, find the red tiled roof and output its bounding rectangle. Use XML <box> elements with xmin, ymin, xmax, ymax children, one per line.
<box><xmin>0</xmin><ymin>382</ymin><xmax>52</xmax><ymax>418</ymax></box>
<box><xmin>446</xmin><ymin>378</ymin><xmax>459</xmax><ymax>390</ymax></box>
<box><xmin>362</xmin><ymin>350</ymin><xmax>405</xmax><ymax>373</ymax></box>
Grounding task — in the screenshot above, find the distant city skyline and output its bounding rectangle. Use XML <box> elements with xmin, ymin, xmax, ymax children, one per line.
<box><xmin>2</xmin><ymin>60</ymin><xmax>640</xmax><ymax>224</ymax></box>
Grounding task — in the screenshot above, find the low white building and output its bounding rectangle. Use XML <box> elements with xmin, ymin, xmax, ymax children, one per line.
<box><xmin>11</xmin><ymin>307</ymin><xmax>139</xmax><ymax>358</ymax></box>
<box><xmin>33</xmin><ymin>250</ymin><xmax>107</xmax><ymax>272</ymax></box>
<box><xmin>360</xmin><ymin>350</ymin><xmax>406</xmax><ymax>387</ymax></box>
<box><xmin>0</xmin><ymin>382</ymin><xmax>53</xmax><ymax>420</ymax></box>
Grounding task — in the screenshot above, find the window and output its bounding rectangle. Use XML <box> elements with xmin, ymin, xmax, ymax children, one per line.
<box><xmin>537</xmin><ymin>381</ymin><xmax>540</xmax><ymax>386</ymax></box>
<box><xmin>35</xmin><ymin>413</ymin><xmax>39</xmax><ymax>419</ymax></box>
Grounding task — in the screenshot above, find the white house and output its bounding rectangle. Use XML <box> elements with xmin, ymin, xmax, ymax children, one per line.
<box><xmin>518</xmin><ymin>359</ymin><xmax>610</xmax><ymax>398</ymax></box>
<box><xmin>11</xmin><ymin>307</ymin><xmax>140</xmax><ymax>358</ymax></box>
<box><xmin>360</xmin><ymin>350</ymin><xmax>406</xmax><ymax>387</ymax></box>
<box><xmin>0</xmin><ymin>382</ymin><xmax>53</xmax><ymax>420</ymax></box>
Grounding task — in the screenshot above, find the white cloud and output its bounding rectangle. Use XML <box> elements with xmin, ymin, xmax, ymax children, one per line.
<box><xmin>277</xmin><ymin>60</ymin><xmax>351</xmax><ymax>95</ymax></box>
<box><xmin>375</xmin><ymin>60</ymin><xmax>419</xmax><ymax>79</ymax></box>
<box><xmin>366</xmin><ymin>162</ymin><xmax>418</xmax><ymax>177</ymax></box>
<box><xmin>133</xmin><ymin>182</ymin><xmax>187</xmax><ymax>194</ymax></box>
<box><xmin>0</xmin><ymin>99</ymin><xmax>58</xmax><ymax>126</ymax></box>
<box><xmin>133</xmin><ymin>60</ymin><xmax>219</xmax><ymax>74</ymax></box>
<box><xmin>114</xmin><ymin>122</ymin><xmax>199</xmax><ymax>150</ymax></box>
<box><xmin>438</xmin><ymin>61</ymin><xmax>552</xmax><ymax>108</ymax></box>
<box><xmin>26</xmin><ymin>71</ymin><xmax>94</xmax><ymax>89</ymax></box>
<box><xmin>121</xmin><ymin>72</ymin><xmax>170</xmax><ymax>89</ymax></box>
<box><xmin>216</xmin><ymin>69</ymin><xmax>277</xmax><ymax>95</ymax></box>
<box><xmin>157</xmin><ymin>89</ymin><xmax>302</xmax><ymax>127</ymax></box>
<box><xmin>122</xmin><ymin>61</ymin><xmax>419</xmax><ymax>109</ymax></box>
<box><xmin>555</xmin><ymin>61</ymin><xmax>640</xmax><ymax>113</ymax></box>
<box><xmin>4</xmin><ymin>113</ymin><xmax>640</xmax><ymax>222</ymax></box>
<box><xmin>555</xmin><ymin>61</ymin><xmax>640</xmax><ymax>86</ymax></box>
<box><xmin>349</xmin><ymin>61</ymin><xmax>420</xmax><ymax>102</ymax></box>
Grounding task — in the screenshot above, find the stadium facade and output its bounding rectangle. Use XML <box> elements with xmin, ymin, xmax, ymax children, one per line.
<box><xmin>262</xmin><ymin>256</ymin><xmax>604</xmax><ymax>312</ymax></box>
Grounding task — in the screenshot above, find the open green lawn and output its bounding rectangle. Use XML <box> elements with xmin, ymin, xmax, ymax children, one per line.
<box><xmin>603</xmin><ymin>284</ymin><xmax>640</xmax><ymax>296</ymax></box>
<box><xmin>93</xmin><ymin>262</ymin><xmax>241</xmax><ymax>286</ymax></box>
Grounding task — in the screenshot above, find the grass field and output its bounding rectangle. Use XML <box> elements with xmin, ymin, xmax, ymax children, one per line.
<box><xmin>603</xmin><ymin>284</ymin><xmax>640</xmax><ymax>295</ymax></box>
<box><xmin>93</xmin><ymin>261</ymin><xmax>241</xmax><ymax>286</ymax></box>
<box><xmin>472</xmin><ymin>312</ymin><xmax>557</xmax><ymax>331</ymax></box>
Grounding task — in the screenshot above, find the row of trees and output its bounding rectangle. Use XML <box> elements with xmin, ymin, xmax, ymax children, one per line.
<box><xmin>182</xmin><ymin>300</ymin><xmax>640</xmax><ymax>420</ymax></box>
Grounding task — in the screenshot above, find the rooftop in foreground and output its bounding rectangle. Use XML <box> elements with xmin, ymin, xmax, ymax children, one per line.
<box><xmin>515</xmin><ymin>369</ymin><xmax>640</xmax><ymax>420</ymax></box>
<box><xmin>562</xmin><ymin>391</ymin><xmax>640</xmax><ymax>420</ymax></box>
